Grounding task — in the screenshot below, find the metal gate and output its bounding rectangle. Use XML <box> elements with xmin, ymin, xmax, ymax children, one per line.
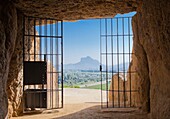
<box><xmin>23</xmin><ymin>16</ymin><xmax>63</xmax><ymax>111</ymax></box>
<box><xmin>100</xmin><ymin>16</ymin><xmax>138</xmax><ymax>108</ymax></box>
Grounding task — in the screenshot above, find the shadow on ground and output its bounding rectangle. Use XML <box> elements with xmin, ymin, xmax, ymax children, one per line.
<box><xmin>51</xmin><ymin>105</ymin><xmax>149</xmax><ymax>119</ymax></box>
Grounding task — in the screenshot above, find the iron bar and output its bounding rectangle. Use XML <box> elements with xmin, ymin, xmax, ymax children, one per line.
<box><xmin>22</xmin><ymin>16</ymin><xmax>25</xmax><ymax>113</ymax></box>
<box><xmin>122</xmin><ymin>18</ymin><xmax>126</xmax><ymax>107</ymax></box>
<box><xmin>101</xmin><ymin>34</ymin><xmax>133</xmax><ymax>37</ymax></box>
<box><xmin>105</xmin><ymin>18</ymin><xmax>109</xmax><ymax>108</ymax></box>
<box><xmin>111</xmin><ymin>18</ymin><xmax>114</xmax><ymax>107</ymax></box>
<box><xmin>61</xmin><ymin>20</ymin><xmax>64</xmax><ymax>108</ymax></box>
<box><xmin>33</xmin><ymin>18</ymin><xmax>36</xmax><ymax>109</ymax></box>
<box><xmin>100</xmin><ymin>19</ymin><xmax>103</xmax><ymax>108</ymax></box>
<box><xmin>24</xmin><ymin>34</ymin><xmax>62</xmax><ymax>38</ymax></box>
<box><xmin>55</xmin><ymin>21</ymin><xmax>58</xmax><ymax>108</ymax></box>
<box><xmin>128</xmin><ymin>17</ymin><xmax>132</xmax><ymax>107</ymax></box>
<box><xmin>117</xmin><ymin>18</ymin><xmax>120</xmax><ymax>108</ymax></box>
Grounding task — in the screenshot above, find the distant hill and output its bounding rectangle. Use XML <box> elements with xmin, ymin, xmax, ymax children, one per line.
<box><xmin>64</xmin><ymin>56</ymin><xmax>130</xmax><ymax>72</ymax></box>
<box><xmin>64</xmin><ymin>56</ymin><xmax>99</xmax><ymax>71</ymax></box>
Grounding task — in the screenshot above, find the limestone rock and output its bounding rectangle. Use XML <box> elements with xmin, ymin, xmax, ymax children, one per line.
<box><xmin>109</xmin><ymin>74</ymin><xmax>127</xmax><ymax>106</ymax></box>
<box><xmin>0</xmin><ymin>1</ymin><xmax>17</xmax><ymax>119</ymax></box>
<box><xmin>133</xmin><ymin>0</ymin><xmax>170</xmax><ymax>118</ymax></box>
<box><xmin>7</xmin><ymin>19</ymin><xmax>40</xmax><ymax>117</ymax></box>
<box><xmin>126</xmin><ymin>50</ymin><xmax>141</xmax><ymax>107</ymax></box>
<box><xmin>13</xmin><ymin>0</ymin><xmax>141</xmax><ymax>20</ymax></box>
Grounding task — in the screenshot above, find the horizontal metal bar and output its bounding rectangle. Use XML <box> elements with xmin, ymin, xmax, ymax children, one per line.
<box><xmin>106</xmin><ymin>90</ymin><xmax>138</xmax><ymax>92</ymax></box>
<box><xmin>101</xmin><ymin>71</ymin><xmax>136</xmax><ymax>73</ymax></box>
<box><xmin>27</xmin><ymin>54</ymin><xmax>62</xmax><ymax>56</ymax></box>
<box><xmin>24</xmin><ymin>34</ymin><xmax>62</xmax><ymax>38</ymax></box>
<box><xmin>101</xmin><ymin>34</ymin><xmax>133</xmax><ymax>37</ymax></box>
<box><xmin>23</xmin><ymin>90</ymin><xmax>63</xmax><ymax>93</ymax></box>
<box><xmin>101</xmin><ymin>53</ymin><xmax>134</xmax><ymax>55</ymax></box>
<box><xmin>47</xmin><ymin>72</ymin><xmax>62</xmax><ymax>73</ymax></box>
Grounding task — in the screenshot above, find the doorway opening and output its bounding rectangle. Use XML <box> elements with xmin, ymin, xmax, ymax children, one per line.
<box><xmin>22</xmin><ymin>12</ymin><xmax>138</xmax><ymax>113</ymax></box>
<box><xmin>63</xmin><ymin>12</ymin><xmax>138</xmax><ymax>109</ymax></box>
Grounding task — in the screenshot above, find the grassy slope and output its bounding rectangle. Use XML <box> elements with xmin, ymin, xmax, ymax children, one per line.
<box><xmin>82</xmin><ymin>83</ymin><xmax>110</xmax><ymax>90</ymax></box>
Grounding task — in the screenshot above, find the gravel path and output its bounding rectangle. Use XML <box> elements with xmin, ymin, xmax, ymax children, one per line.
<box><xmin>12</xmin><ymin>88</ymin><xmax>149</xmax><ymax>119</ymax></box>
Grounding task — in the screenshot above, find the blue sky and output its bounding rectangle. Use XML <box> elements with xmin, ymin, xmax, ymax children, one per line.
<box><xmin>36</xmin><ymin>12</ymin><xmax>136</xmax><ymax>65</ymax></box>
<box><xmin>64</xmin><ymin>20</ymin><xmax>100</xmax><ymax>64</ymax></box>
<box><xmin>64</xmin><ymin>12</ymin><xmax>136</xmax><ymax>64</ymax></box>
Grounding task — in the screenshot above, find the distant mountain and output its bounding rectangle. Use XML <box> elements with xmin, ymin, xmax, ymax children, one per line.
<box><xmin>64</xmin><ymin>56</ymin><xmax>99</xmax><ymax>71</ymax></box>
<box><xmin>64</xmin><ymin>56</ymin><xmax>130</xmax><ymax>72</ymax></box>
<box><xmin>108</xmin><ymin>62</ymin><xmax>130</xmax><ymax>72</ymax></box>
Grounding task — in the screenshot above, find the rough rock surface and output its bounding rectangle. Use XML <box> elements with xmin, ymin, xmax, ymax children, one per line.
<box><xmin>0</xmin><ymin>1</ymin><xmax>17</xmax><ymax>119</ymax></box>
<box><xmin>13</xmin><ymin>0</ymin><xmax>140</xmax><ymax>20</ymax></box>
<box><xmin>109</xmin><ymin>74</ymin><xmax>127</xmax><ymax>105</ymax></box>
<box><xmin>133</xmin><ymin>0</ymin><xmax>170</xmax><ymax>118</ymax></box>
<box><xmin>126</xmin><ymin>50</ymin><xmax>141</xmax><ymax>107</ymax></box>
<box><xmin>7</xmin><ymin>17</ymin><xmax>41</xmax><ymax>117</ymax></box>
<box><xmin>132</xmin><ymin>13</ymin><xmax>150</xmax><ymax>113</ymax></box>
<box><xmin>7</xmin><ymin>12</ymin><xmax>24</xmax><ymax>118</ymax></box>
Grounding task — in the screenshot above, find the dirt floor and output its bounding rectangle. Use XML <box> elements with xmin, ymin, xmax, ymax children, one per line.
<box><xmin>12</xmin><ymin>88</ymin><xmax>149</xmax><ymax>119</ymax></box>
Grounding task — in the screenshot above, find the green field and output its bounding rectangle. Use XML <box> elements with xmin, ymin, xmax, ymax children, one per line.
<box><xmin>83</xmin><ymin>83</ymin><xmax>110</xmax><ymax>90</ymax></box>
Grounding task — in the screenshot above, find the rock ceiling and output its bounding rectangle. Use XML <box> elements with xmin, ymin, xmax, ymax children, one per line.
<box><xmin>13</xmin><ymin>0</ymin><xmax>140</xmax><ymax>20</ymax></box>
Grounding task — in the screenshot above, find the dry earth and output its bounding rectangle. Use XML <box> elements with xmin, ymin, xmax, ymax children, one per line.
<box><xmin>12</xmin><ymin>88</ymin><xmax>149</xmax><ymax>119</ymax></box>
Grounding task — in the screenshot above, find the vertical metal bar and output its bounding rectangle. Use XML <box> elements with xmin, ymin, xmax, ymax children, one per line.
<box><xmin>51</xmin><ymin>20</ymin><xmax>54</xmax><ymax>108</ymax></box>
<box><xmin>22</xmin><ymin>16</ymin><xmax>25</xmax><ymax>113</ymax></box>
<box><xmin>61</xmin><ymin>20</ymin><xmax>64</xmax><ymax>108</ymax></box>
<box><xmin>39</xmin><ymin>19</ymin><xmax>42</xmax><ymax>61</ymax></box>
<box><xmin>34</xmin><ymin>19</ymin><xmax>36</xmax><ymax>61</ymax></box>
<box><xmin>128</xmin><ymin>17</ymin><xmax>132</xmax><ymax>107</ymax></box>
<box><xmin>33</xmin><ymin>18</ymin><xmax>36</xmax><ymax>109</ymax></box>
<box><xmin>117</xmin><ymin>18</ymin><xmax>120</xmax><ymax>107</ymax></box>
<box><xmin>122</xmin><ymin>18</ymin><xmax>126</xmax><ymax>107</ymax></box>
<box><xmin>55</xmin><ymin>20</ymin><xmax>58</xmax><ymax>108</ymax></box>
<box><xmin>50</xmin><ymin>20</ymin><xmax>52</xmax><ymax>108</ymax></box>
<box><xmin>28</xmin><ymin>18</ymin><xmax>31</xmax><ymax>61</ymax></box>
<box><xmin>111</xmin><ymin>18</ymin><xmax>114</xmax><ymax>107</ymax></box>
<box><xmin>105</xmin><ymin>18</ymin><xmax>109</xmax><ymax>108</ymax></box>
<box><xmin>38</xmin><ymin>19</ymin><xmax>41</xmax><ymax>109</ymax></box>
<box><xmin>45</xmin><ymin>19</ymin><xmax>48</xmax><ymax>109</ymax></box>
<box><xmin>45</xmin><ymin>20</ymin><xmax>48</xmax><ymax>59</ymax></box>
<box><xmin>100</xmin><ymin>19</ymin><xmax>103</xmax><ymax>108</ymax></box>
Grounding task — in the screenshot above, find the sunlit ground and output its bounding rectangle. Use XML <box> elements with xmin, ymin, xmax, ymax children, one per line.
<box><xmin>12</xmin><ymin>88</ymin><xmax>148</xmax><ymax>119</ymax></box>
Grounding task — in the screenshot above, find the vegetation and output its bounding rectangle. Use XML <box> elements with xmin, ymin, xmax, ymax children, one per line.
<box><xmin>64</xmin><ymin>70</ymin><xmax>101</xmax><ymax>86</ymax></box>
<box><xmin>62</xmin><ymin>70</ymin><xmax>112</xmax><ymax>90</ymax></box>
<box><xmin>83</xmin><ymin>83</ymin><xmax>110</xmax><ymax>90</ymax></box>
<box><xmin>63</xmin><ymin>84</ymin><xmax>80</xmax><ymax>88</ymax></box>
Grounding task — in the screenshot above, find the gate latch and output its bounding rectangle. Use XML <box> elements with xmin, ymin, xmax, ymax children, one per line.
<box><xmin>100</xmin><ymin>65</ymin><xmax>102</xmax><ymax>72</ymax></box>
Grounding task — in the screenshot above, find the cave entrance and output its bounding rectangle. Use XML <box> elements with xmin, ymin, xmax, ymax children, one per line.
<box><xmin>22</xmin><ymin>16</ymin><xmax>64</xmax><ymax>112</ymax></box>
<box><xmin>100</xmin><ymin>16</ymin><xmax>138</xmax><ymax>108</ymax></box>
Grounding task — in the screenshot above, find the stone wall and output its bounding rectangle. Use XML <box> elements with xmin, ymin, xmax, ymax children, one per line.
<box><xmin>133</xmin><ymin>0</ymin><xmax>170</xmax><ymax>118</ymax></box>
<box><xmin>0</xmin><ymin>1</ymin><xmax>18</xmax><ymax>119</ymax></box>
